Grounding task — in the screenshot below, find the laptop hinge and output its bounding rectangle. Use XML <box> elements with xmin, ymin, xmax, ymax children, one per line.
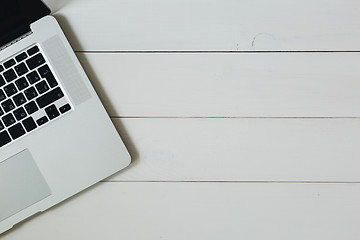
<box><xmin>0</xmin><ymin>24</ymin><xmax>32</xmax><ymax>51</ymax></box>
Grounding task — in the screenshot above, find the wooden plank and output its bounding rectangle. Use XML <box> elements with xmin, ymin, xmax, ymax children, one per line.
<box><xmin>77</xmin><ymin>53</ymin><xmax>360</xmax><ymax>117</ymax></box>
<box><xmin>110</xmin><ymin>118</ymin><xmax>360</xmax><ymax>182</ymax></box>
<box><xmin>3</xmin><ymin>182</ymin><xmax>360</xmax><ymax>239</ymax></box>
<box><xmin>42</xmin><ymin>0</ymin><xmax>360</xmax><ymax>51</ymax></box>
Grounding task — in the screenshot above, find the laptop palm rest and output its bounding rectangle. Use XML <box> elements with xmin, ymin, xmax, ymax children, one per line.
<box><xmin>0</xmin><ymin>149</ymin><xmax>51</xmax><ymax>222</ymax></box>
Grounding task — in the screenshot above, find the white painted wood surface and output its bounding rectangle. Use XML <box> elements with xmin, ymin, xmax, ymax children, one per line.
<box><xmin>3</xmin><ymin>183</ymin><xmax>360</xmax><ymax>240</ymax></box>
<box><xmin>47</xmin><ymin>0</ymin><xmax>360</xmax><ymax>51</ymax></box>
<box><xmin>77</xmin><ymin>53</ymin><xmax>360</xmax><ymax>117</ymax></box>
<box><xmin>109</xmin><ymin>118</ymin><xmax>360</xmax><ymax>182</ymax></box>
<box><xmin>4</xmin><ymin>0</ymin><xmax>360</xmax><ymax>239</ymax></box>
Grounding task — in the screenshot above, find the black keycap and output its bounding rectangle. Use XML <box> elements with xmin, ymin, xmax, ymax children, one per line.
<box><xmin>13</xmin><ymin>93</ymin><xmax>27</xmax><ymax>106</ymax></box>
<box><xmin>35</xmin><ymin>80</ymin><xmax>49</xmax><ymax>94</ymax></box>
<box><xmin>26</xmin><ymin>71</ymin><xmax>41</xmax><ymax>84</ymax></box>
<box><xmin>2</xmin><ymin>113</ymin><xmax>16</xmax><ymax>127</ymax></box>
<box><xmin>0</xmin><ymin>75</ymin><xmax>5</xmax><ymax>87</ymax></box>
<box><xmin>4</xmin><ymin>83</ymin><xmax>18</xmax><ymax>97</ymax></box>
<box><xmin>24</xmin><ymin>101</ymin><xmax>38</xmax><ymax>114</ymax></box>
<box><xmin>0</xmin><ymin>121</ymin><xmax>4</xmax><ymax>131</ymax></box>
<box><xmin>36</xmin><ymin>87</ymin><xmax>64</xmax><ymax>108</ymax></box>
<box><xmin>13</xmin><ymin>107</ymin><xmax>27</xmax><ymax>121</ymax></box>
<box><xmin>0</xmin><ymin>65</ymin><xmax>4</xmax><ymax>72</ymax></box>
<box><xmin>0</xmin><ymin>89</ymin><xmax>6</xmax><ymax>101</ymax></box>
<box><xmin>4</xmin><ymin>59</ymin><xmax>16</xmax><ymax>69</ymax></box>
<box><xmin>38</xmin><ymin>64</ymin><xmax>51</xmax><ymax>77</ymax></box>
<box><xmin>46</xmin><ymin>74</ymin><xmax>58</xmax><ymax>88</ymax></box>
<box><xmin>8</xmin><ymin>123</ymin><xmax>26</xmax><ymax>140</ymax></box>
<box><xmin>26</xmin><ymin>53</ymin><xmax>45</xmax><ymax>70</ymax></box>
<box><xmin>15</xmin><ymin>77</ymin><xmax>29</xmax><ymax>90</ymax></box>
<box><xmin>3</xmin><ymin>69</ymin><xmax>17</xmax><ymax>82</ymax></box>
<box><xmin>45</xmin><ymin>104</ymin><xmax>60</xmax><ymax>120</ymax></box>
<box><xmin>24</xmin><ymin>87</ymin><xmax>38</xmax><ymax>100</ymax></box>
<box><xmin>0</xmin><ymin>108</ymin><xmax>3</xmax><ymax>116</ymax></box>
<box><xmin>15</xmin><ymin>52</ymin><xmax>28</xmax><ymax>62</ymax></box>
<box><xmin>14</xmin><ymin>63</ymin><xmax>28</xmax><ymax>76</ymax></box>
<box><xmin>38</xmin><ymin>65</ymin><xmax>58</xmax><ymax>87</ymax></box>
<box><xmin>27</xmin><ymin>46</ymin><xmax>39</xmax><ymax>56</ymax></box>
<box><xmin>1</xmin><ymin>99</ymin><xmax>15</xmax><ymax>112</ymax></box>
<box><xmin>59</xmin><ymin>104</ymin><xmax>71</xmax><ymax>114</ymax></box>
<box><xmin>36</xmin><ymin>116</ymin><xmax>48</xmax><ymax>126</ymax></box>
<box><xmin>23</xmin><ymin>117</ymin><xmax>37</xmax><ymax>132</ymax></box>
<box><xmin>0</xmin><ymin>131</ymin><xmax>11</xmax><ymax>147</ymax></box>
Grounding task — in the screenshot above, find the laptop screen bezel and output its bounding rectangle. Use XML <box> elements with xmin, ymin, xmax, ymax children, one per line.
<box><xmin>0</xmin><ymin>0</ymin><xmax>50</xmax><ymax>48</ymax></box>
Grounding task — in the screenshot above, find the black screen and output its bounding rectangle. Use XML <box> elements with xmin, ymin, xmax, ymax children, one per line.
<box><xmin>0</xmin><ymin>0</ymin><xmax>50</xmax><ymax>46</ymax></box>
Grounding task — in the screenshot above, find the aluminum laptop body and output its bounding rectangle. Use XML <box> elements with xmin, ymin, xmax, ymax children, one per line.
<box><xmin>0</xmin><ymin>0</ymin><xmax>131</xmax><ymax>233</ymax></box>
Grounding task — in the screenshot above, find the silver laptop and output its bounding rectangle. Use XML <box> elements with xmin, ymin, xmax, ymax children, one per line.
<box><xmin>0</xmin><ymin>0</ymin><xmax>131</xmax><ymax>234</ymax></box>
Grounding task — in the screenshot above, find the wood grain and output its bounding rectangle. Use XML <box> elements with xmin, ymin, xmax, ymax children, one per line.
<box><xmin>41</xmin><ymin>0</ymin><xmax>360</xmax><ymax>51</ymax></box>
<box><xmin>77</xmin><ymin>53</ymin><xmax>360</xmax><ymax>117</ymax></box>
<box><xmin>3</xmin><ymin>182</ymin><xmax>360</xmax><ymax>240</ymax></box>
<box><xmin>109</xmin><ymin>118</ymin><xmax>360</xmax><ymax>182</ymax></box>
<box><xmin>6</xmin><ymin>1</ymin><xmax>358</xmax><ymax>239</ymax></box>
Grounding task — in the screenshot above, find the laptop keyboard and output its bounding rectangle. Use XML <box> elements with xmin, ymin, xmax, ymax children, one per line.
<box><xmin>0</xmin><ymin>45</ymin><xmax>72</xmax><ymax>148</ymax></box>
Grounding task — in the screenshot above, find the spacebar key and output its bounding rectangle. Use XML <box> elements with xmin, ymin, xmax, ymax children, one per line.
<box><xmin>36</xmin><ymin>87</ymin><xmax>64</xmax><ymax>108</ymax></box>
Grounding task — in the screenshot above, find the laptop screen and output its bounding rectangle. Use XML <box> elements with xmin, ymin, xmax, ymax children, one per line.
<box><xmin>0</xmin><ymin>0</ymin><xmax>50</xmax><ymax>47</ymax></box>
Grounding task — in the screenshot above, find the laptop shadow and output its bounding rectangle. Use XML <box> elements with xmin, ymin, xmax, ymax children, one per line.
<box><xmin>53</xmin><ymin>14</ymin><xmax>139</xmax><ymax>173</ymax></box>
<box><xmin>43</xmin><ymin>0</ymin><xmax>74</xmax><ymax>13</ymax></box>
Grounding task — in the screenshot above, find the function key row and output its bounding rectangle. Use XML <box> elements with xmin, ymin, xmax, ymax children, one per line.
<box><xmin>0</xmin><ymin>45</ymin><xmax>40</xmax><ymax>77</ymax></box>
<box><xmin>27</xmin><ymin>46</ymin><xmax>39</xmax><ymax>56</ymax></box>
<box><xmin>15</xmin><ymin>52</ymin><xmax>28</xmax><ymax>62</ymax></box>
<box><xmin>0</xmin><ymin>46</ymin><xmax>43</xmax><ymax>81</ymax></box>
<box><xmin>4</xmin><ymin>59</ymin><xmax>16</xmax><ymax>69</ymax></box>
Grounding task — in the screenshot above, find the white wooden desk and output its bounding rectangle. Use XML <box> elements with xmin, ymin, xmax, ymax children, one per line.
<box><xmin>3</xmin><ymin>0</ymin><xmax>360</xmax><ymax>239</ymax></box>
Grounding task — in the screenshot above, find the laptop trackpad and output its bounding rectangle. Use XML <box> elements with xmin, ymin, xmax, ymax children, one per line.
<box><xmin>0</xmin><ymin>150</ymin><xmax>51</xmax><ymax>221</ymax></box>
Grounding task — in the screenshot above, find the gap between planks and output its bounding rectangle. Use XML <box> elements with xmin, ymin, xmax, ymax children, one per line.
<box><xmin>75</xmin><ymin>50</ymin><xmax>360</xmax><ymax>54</ymax></box>
<box><xmin>110</xmin><ymin>117</ymin><xmax>360</xmax><ymax>119</ymax></box>
<box><xmin>100</xmin><ymin>180</ymin><xmax>360</xmax><ymax>184</ymax></box>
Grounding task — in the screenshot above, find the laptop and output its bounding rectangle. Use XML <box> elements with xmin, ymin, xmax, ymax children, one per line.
<box><xmin>0</xmin><ymin>0</ymin><xmax>131</xmax><ymax>234</ymax></box>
